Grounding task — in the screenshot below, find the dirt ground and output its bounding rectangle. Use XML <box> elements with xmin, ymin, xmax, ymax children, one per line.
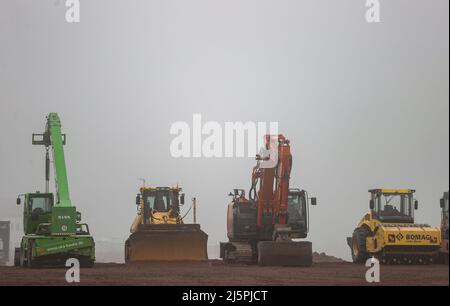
<box><xmin>0</xmin><ymin>261</ymin><xmax>448</xmax><ymax>286</ymax></box>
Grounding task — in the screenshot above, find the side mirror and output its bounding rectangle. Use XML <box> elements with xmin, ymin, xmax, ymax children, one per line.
<box><xmin>180</xmin><ymin>193</ymin><xmax>185</xmax><ymax>205</ymax></box>
<box><xmin>76</xmin><ymin>211</ymin><xmax>82</xmax><ymax>222</ymax></box>
<box><xmin>369</xmin><ymin>199</ymin><xmax>375</xmax><ymax>210</ymax></box>
<box><xmin>310</xmin><ymin>197</ymin><xmax>317</xmax><ymax>206</ymax></box>
<box><xmin>440</xmin><ymin>198</ymin><xmax>445</xmax><ymax>208</ymax></box>
<box><xmin>135</xmin><ymin>194</ymin><xmax>141</xmax><ymax>206</ymax></box>
<box><xmin>414</xmin><ymin>200</ymin><xmax>419</xmax><ymax>210</ymax></box>
<box><xmin>16</xmin><ymin>198</ymin><xmax>21</xmax><ymax>205</ymax></box>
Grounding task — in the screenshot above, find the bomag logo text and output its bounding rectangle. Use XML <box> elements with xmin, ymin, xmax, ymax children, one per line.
<box><xmin>406</xmin><ymin>234</ymin><xmax>432</xmax><ymax>241</ymax></box>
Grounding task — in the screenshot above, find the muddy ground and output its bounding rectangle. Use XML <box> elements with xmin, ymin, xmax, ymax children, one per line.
<box><xmin>0</xmin><ymin>261</ymin><xmax>448</xmax><ymax>286</ymax></box>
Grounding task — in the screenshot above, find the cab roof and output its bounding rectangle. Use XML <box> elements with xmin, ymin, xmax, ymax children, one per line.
<box><xmin>369</xmin><ymin>189</ymin><xmax>415</xmax><ymax>195</ymax></box>
<box><xmin>140</xmin><ymin>186</ymin><xmax>182</xmax><ymax>193</ymax></box>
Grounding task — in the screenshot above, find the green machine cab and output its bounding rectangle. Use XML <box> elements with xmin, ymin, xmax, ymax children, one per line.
<box><xmin>14</xmin><ymin>113</ymin><xmax>95</xmax><ymax>268</ymax></box>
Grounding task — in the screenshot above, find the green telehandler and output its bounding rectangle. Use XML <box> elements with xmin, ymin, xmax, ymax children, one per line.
<box><xmin>14</xmin><ymin>113</ymin><xmax>95</xmax><ymax>268</ymax></box>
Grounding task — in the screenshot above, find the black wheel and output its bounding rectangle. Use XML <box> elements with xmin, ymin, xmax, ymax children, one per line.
<box><xmin>14</xmin><ymin>248</ymin><xmax>21</xmax><ymax>267</ymax></box>
<box><xmin>26</xmin><ymin>241</ymin><xmax>36</xmax><ymax>268</ymax></box>
<box><xmin>19</xmin><ymin>247</ymin><xmax>26</xmax><ymax>267</ymax></box>
<box><xmin>82</xmin><ymin>259</ymin><xmax>95</xmax><ymax>268</ymax></box>
<box><xmin>351</xmin><ymin>227</ymin><xmax>371</xmax><ymax>263</ymax></box>
<box><xmin>124</xmin><ymin>239</ymin><xmax>130</xmax><ymax>263</ymax></box>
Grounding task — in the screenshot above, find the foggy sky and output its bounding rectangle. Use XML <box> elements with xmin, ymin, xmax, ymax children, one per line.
<box><xmin>0</xmin><ymin>0</ymin><xmax>448</xmax><ymax>260</ymax></box>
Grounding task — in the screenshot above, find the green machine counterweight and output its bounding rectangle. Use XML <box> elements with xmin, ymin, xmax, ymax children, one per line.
<box><xmin>14</xmin><ymin>113</ymin><xmax>95</xmax><ymax>268</ymax></box>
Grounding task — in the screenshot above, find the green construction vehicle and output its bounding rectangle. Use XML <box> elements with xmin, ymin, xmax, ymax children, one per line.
<box><xmin>14</xmin><ymin>113</ymin><xmax>95</xmax><ymax>268</ymax></box>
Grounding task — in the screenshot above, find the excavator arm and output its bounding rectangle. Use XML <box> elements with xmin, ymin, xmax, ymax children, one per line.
<box><xmin>252</xmin><ymin>135</ymin><xmax>313</xmax><ymax>266</ymax></box>
<box><xmin>251</xmin><ymin>135</ymin><xmax>292</xmax><ymax>230</ymax></box>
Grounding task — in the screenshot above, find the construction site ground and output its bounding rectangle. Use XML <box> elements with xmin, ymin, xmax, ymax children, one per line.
<box><xmin>0</xmin><ymin>261</ymin><xmax>448</xmax><ymax>286</ymax></box>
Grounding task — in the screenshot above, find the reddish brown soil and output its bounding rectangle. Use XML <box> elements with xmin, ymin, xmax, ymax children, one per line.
<box><xmin>0</xmin><ymin>261</ymin><xmax>448</xmax><ymax>286</ymax></box>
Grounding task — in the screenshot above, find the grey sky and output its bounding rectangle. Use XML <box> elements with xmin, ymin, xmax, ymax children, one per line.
<box><xmin>0</xmin><ymin>0</ymin><xmax>448</xmax><ymax>260</ymax></box>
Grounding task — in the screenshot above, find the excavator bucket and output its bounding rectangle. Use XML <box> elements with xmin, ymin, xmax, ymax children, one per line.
<box><xmin>125</xmin><ymin>224</ymin><xmax>208</xmax><ymax>262</ymax></box>
<box><xmin>257</xmin><ymin>241</ymin><xmax>313</xmax><ymax>267</ymax></box>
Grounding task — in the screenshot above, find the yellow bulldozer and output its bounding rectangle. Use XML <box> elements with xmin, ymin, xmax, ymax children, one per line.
<box><xmin>347</xmin><ymin>189</ymin><xmax>441</xmax><ymax>264</ymax></box>
<box><xmin>125</xmin><ymin>186</ymin><xmax>208</xmax><ymax>262</ymax></box>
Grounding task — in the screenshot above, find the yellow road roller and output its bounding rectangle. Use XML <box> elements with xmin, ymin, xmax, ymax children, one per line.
<box><xmin>347</xmin><ymin>189</ymin><xmax>441</xmax><ymax>264</ymax></box>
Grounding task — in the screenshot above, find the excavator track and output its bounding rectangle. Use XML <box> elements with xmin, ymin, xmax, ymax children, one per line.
<box><xmin>125</xmin><ymin>224</ymin><xmax>208</xmax><ymax>262</ymax></box>
<box><xmin>257</xmin><ymin>241</ymin><xmax>313</xmax><ymax>267</ymax></box>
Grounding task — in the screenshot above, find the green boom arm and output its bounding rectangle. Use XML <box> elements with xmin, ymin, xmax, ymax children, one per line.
<box><xmin>32</xmin><ymin>113</ymin><xmax>71</xmax><ymax>208</ymax></box>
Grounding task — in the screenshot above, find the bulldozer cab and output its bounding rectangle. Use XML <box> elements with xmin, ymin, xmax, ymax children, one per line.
<box><xmin>17</xmin><ymin>193</ymin><xmax>54</xmax><ymax>235</ymax></box>
<box><xmin>139</xmin><ymin>188</ymin><xmax>183</xmax><ymax>224</ymax></box>
<box><xmin>369</xmin><ymin>189</ymin><xmax>417</xmax><ymax>223</ymax></box>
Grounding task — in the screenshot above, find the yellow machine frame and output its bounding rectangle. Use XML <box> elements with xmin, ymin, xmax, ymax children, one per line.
<box><xmin>349</xmin><ymin>189</ymin><xmax>441</xmax><ymax>264</ymax></box>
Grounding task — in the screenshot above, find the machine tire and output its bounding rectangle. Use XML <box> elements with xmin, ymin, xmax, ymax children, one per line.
<box><xmin>19</xmin><ymin>246</ymin><xmax>26</xmax><ymax>267</ymax></box>
<box><xmin>26</xmin><ymin>241</ymin><xmax>35</xmax><ymax>268</ymax></box>
<box><xmin>351</xmin><ymin>227</ymin><xmax>370</xmax><ymax>264</ymax></box>
<box><xmin>124</xmin><ymin>239</ymin><xmax>130</xmax><ymax>263</ymax></box>
<box><xmin>82</xmin><ymin>259</ymin><xmax>95</xmax><ymax>268</ymax></box>
<box><xmin>14</xmin><ymin>248</ymin><xmax>21</xmax><ymax>267</ymax></box>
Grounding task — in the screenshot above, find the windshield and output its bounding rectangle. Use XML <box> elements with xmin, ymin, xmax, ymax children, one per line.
<box><xmin>30</xmin><ymin>197</ymin><xmax>53</xmax><ymax>213</ymax></box>
<box><xmin>288</xmin><ymin>193</ymin><xmax>306</xmax><ymax>221</ymax></box>
<box><xmin>144</xmin><ymin>191</ymin><xmax>176</xmax><ymax>212</ymax></box>
<box><xmin>374</xmin><ymin>193</ymin><xmax>413</xmax><ymax>221</ymax></box>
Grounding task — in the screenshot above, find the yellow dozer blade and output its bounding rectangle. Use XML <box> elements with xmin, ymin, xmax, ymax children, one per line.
<box><xmin>125</xmin><ymin>224</ymin><xmax>208</xmax><ymax>262</ymax></box>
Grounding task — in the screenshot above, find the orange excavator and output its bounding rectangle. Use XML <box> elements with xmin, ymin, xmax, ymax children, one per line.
<box><xmin>220</xmin><ymin>135</ymin><xmax>317</xmax><ymax>266</ymax></box>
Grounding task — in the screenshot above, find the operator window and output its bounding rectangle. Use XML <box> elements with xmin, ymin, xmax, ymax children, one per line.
<box><xmin>30</xmin><ymin>197</ymin><xmax>52</xmax><ymax>213</ymax></box>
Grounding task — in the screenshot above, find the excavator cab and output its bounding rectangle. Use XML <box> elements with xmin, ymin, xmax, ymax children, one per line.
<box><xmin>287</xmin><ymin>189</ymin><xmax>316</xmax><ymax>239</ymax></box>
